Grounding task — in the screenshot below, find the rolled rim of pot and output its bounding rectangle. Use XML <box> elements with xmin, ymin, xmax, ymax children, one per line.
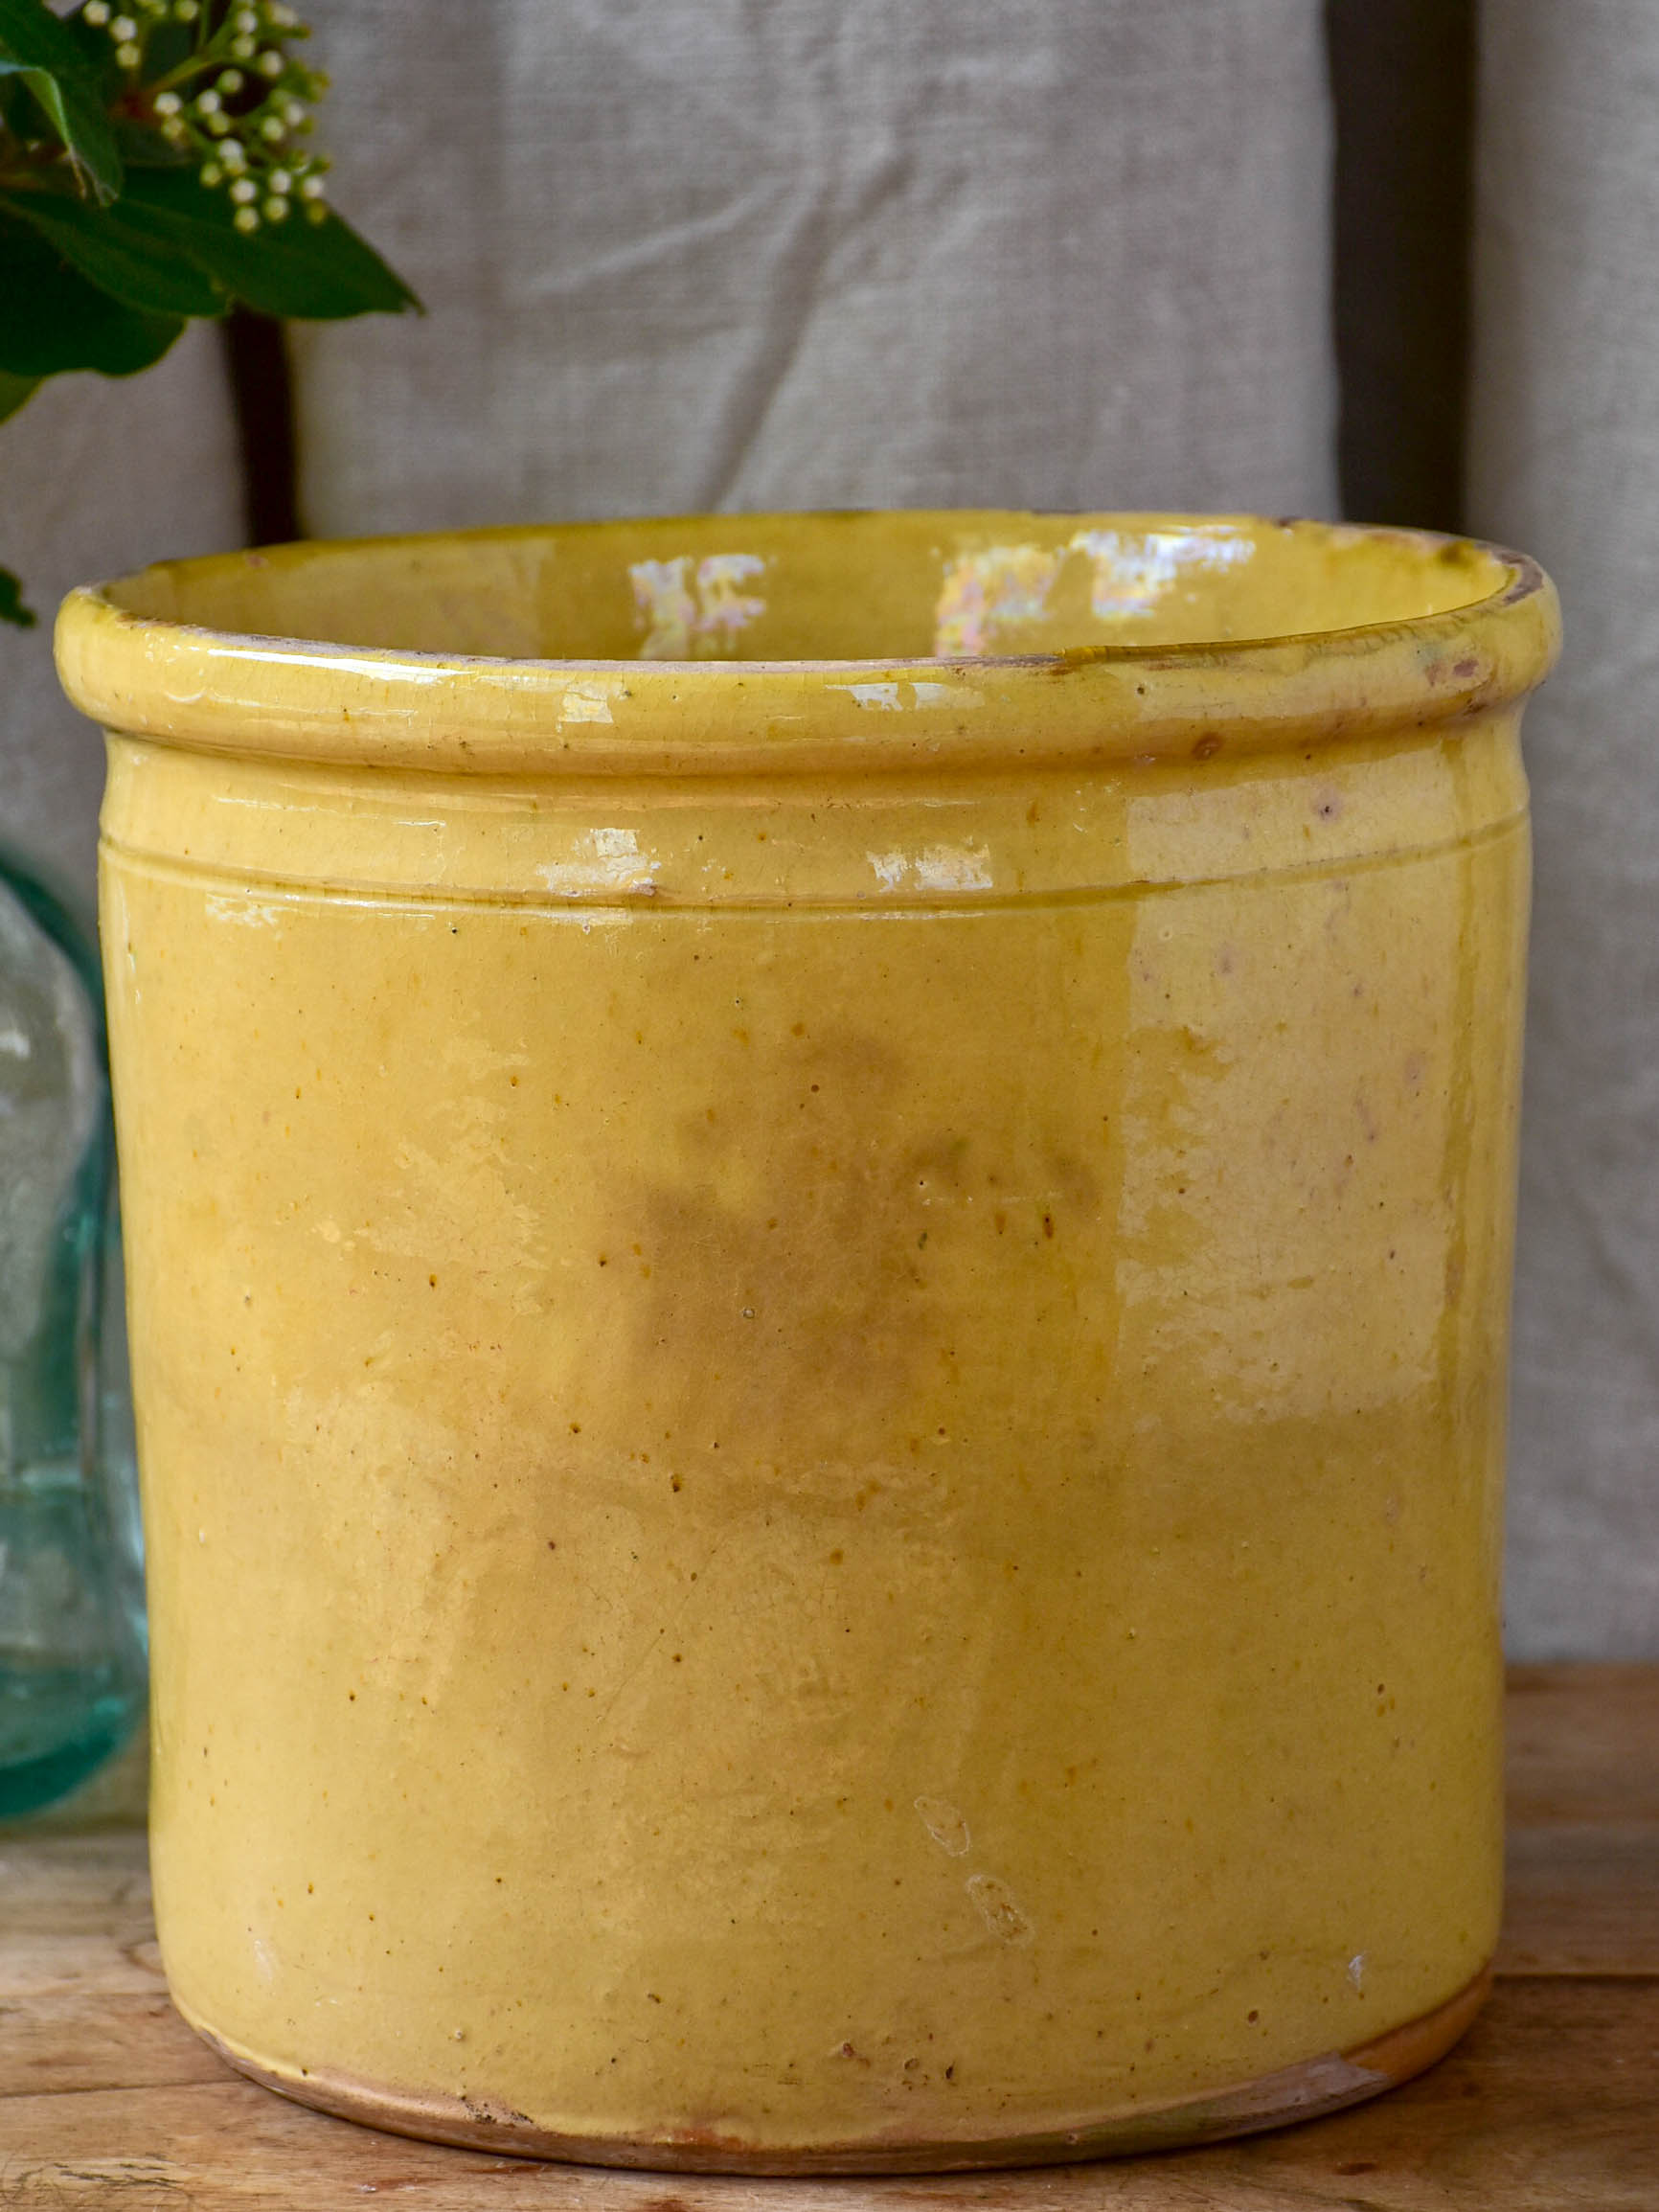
<box><xmin>55</xmin><ymin>511</ymin><xmax>1560</xmax><ymax>778</ymax></box>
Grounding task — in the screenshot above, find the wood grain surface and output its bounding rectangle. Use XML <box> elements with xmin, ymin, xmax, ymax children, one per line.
<box><xmin>3</xmin><ymin>1666</ymin><xmax>1655</xmax><ymax>2209</ymax></box>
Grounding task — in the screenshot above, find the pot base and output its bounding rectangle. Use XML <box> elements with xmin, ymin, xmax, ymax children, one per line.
<box><xmin>183</xmin><ymin>1963</ymin><xmax>1490</xmax><ymax>2176</ymax></box>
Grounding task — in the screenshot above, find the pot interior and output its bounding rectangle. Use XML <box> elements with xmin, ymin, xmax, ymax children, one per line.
<box><xmin>108</xmin><ymin>512</ymin><xmax>1512</xmax><ymax>665</ymax></box>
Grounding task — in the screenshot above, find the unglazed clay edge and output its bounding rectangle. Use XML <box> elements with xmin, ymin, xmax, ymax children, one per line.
<box><xmin>180</xmin><ymin>1962</ymin><xmax>1492</xmax><ymax>2177</ymax></box>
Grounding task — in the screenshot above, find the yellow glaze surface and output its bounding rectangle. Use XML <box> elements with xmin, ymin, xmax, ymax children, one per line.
<box><xmin>58</xmin><ymin>513</ymin><xmax>1558</xmax><ymax>2169</ymax></box>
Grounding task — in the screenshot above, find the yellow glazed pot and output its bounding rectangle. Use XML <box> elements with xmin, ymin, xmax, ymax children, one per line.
<box><xmin>57</xmin><ymin>513</ymin><xmax>1558</xmax><ymax>2173</ymax></box>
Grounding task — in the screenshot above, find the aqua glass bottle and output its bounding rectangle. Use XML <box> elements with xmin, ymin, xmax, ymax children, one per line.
<box><xmin>0</xmin><ymin>842</ymin><xmax>145</xmax><ymax>1817</ymax></box>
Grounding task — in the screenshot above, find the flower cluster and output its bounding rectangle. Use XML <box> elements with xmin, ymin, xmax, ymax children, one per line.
<box><xmin>80</xmin><ymin>0</ymin><xmax>331</xmax><ymax>231</ymax></box>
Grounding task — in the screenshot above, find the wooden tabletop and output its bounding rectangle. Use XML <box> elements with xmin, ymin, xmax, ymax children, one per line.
<box><xmin>3</xmin><ymin>1665</ymin><xmax>1656</xmax><ymax>2208</ymax></box>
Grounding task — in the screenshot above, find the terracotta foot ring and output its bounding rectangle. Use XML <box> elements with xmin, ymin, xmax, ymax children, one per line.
<box><xmin>185</xmin><ymin>1961</ymin><xmax>1492</xmax><ymax>2177</ymax></box>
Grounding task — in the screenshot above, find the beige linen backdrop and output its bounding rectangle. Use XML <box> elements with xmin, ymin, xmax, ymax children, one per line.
<box><xmin>0</xmin><ymin>0</ymin><xmax>1651</xmax><ymax>1656</ymax></box>
<box><xmin>288</xmin><ymin>0</ymin><xmax>1336</xmax><ymax>533</ymax></box>
<box><xmin>0</xmin><ymin>331</ymin><xmax>242</xmax><ymax>900</ymax></box>
<box><xmin>1467</xmin><ymin>0</ymin><xmax>1659</xmax><ymax>1656</ymax></box>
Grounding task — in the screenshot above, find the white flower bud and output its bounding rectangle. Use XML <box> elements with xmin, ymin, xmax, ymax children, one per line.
<box><xmin>115</xmin><ymin>39</ymin><xmax>141</xmax><ymax>64</ymax></box>
<box><xmin>230</xmin><ymin>34</ymin><xmax>255</xmax><ymax>58</ymax></box>
<box><xmin>198</xmin><ymin>160</ymin><xmax>221</xmax><ymax>186</ymax></box>
<box><xmin>217</xmin><ymin>68</ymin><xmax>244</xmax><ymax>92</ymax></box>
<box><xmin>219</xmin><ymin>137</ymin><xmax>246</xmax><ymax>168</ymax></box>
<box><xmin>195</xmin><ymin>88</ymin><xmax>220</xmax><ymax>114</ymax></box>
<box><xmin>110</xmin><ymin>14</ymin><xmax>137</xmax><ymax>37</ymax></box>
<box><xmin>153</xmin><ymin>89</ymin><xmax>182</xmax><ymax>115</ymax></box>
<box><xmin>233</xmin><ymin>205</ymin><xmax>261</xmax><ymax>234</ymax></box>
<box><xmin>297</xmin><ymin>170</ymin><xmax>325</xmax><ymax>199</ymax></box>
<box><xmin>229</xmin><ymin>176</ymin><xmax>257</xmax><ymax>203</ymax></box>
<box><xmin>260</xmin><ymin>114</ymin><xmax>284</xmax><ymax>142</ymax></box>
<box><xmin>257</xmin><ymin>48</ymin><xmax>284</xmax><ymax>77</ymax></box>
<box><xmin>84</xmin><ymin>1</ymin><xmax>110</xmax><ymax>22</ymax></box>
<box><xmin>268</xmin><ymin>168</ymin><xmax>291</xmax><ymax>193</ymax></box>
<box><xmin>282</xmin><ymin>99</ymin><xmax>306</xmax><ymax>125</ymax></box>
<box><xmin>175</xmin><ymin>0</ymin><xmax>198</xmax><ymax>16</ymax></box>
<box><xmin>262</xmin><ymin>196</ymin><xmax>288</xmax><ymax>222</ymax></box>
<box><xmin>233</xmin><ymin>5</ymin><xmax>258</xmax><ymax>27</ymax></box>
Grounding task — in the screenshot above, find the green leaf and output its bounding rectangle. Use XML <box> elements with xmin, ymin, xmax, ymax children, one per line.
<box><xmin>0</xmin><ymin>209</ymin><xmax>181</xmax><ymax>376</ymax></box>
<box><xmin>0</xmin><ymin>186</ymin><xmax>227</xmax><ymax>318</ymax></box>
<box><xmin>118</xmin><ymin>167</ymin><xmax>420</xmax><ymax>320</ymax></box>
<box><xmin>0</xmin><ymin>563</ymin><xmax>37</xmax><ymax>628</ymax></box>
<box><xmin>0</xmin><ymin>0</ymin><xmax>123</xmax><ymax>206</ymax></box>
<box><xmin>0</xmin><ymin>366</ymin><xmax>39</xmax><ymax>423</ymax></box>
<box><xmin>111</xmin><ymin>114</ymin><xmax>193</xmax><ymax>170</ymax></box>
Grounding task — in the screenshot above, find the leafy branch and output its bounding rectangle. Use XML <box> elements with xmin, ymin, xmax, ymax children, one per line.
<box><xmin>0</xmin><ymin>0</ymin><xmax>418</xmax><ymax>625</ymax></box>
